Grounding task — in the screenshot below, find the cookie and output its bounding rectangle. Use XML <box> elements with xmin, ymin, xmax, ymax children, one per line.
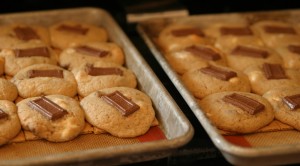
<box><xmin>181</xmin><ymin>64</ymin><xmax>251</xmax><ymax>99</ymax></box>
<box><xmin>0</xmin><ymin>41</ymin><xmax>57</xmax><ymax>76</ymax></box>
<box><xmin>244</xmin><ymin>63</ymin><xmax>300</xmax><ymax>95</ymax></box>
<box><xmin>165</xmin><ymin>44</ymin><xmax>227</xmax><ymax>74</ymax></box>
<box><xmin>199</xmin><ymin>91</ymin><xmax>274</xmax><ymax>134</ymax></box>
<box><xmin>11</xmin><ymin>64</ymin><xmax>77</xmax><ymax>98</ymax></box>
<box><xmin>0</xmin><ymin>100</ymin><xmax>21</xmax><ymax>146</ymax></box>
<box><xmin>50</xmin><ymin>21</ymin><xmax>108</xmax><ymax>49</ymax></box>
<box><xmin>72</xmin><ymin>62</ymin><xmax>137</xmax><ymax>97</ymax></box>
<box><xmin>80</xmin><ymin>87</ymin><xmax>155</xmax><ymax>138</ymax></box>
<box><xmin>59</xmin><ymin>42</ymin><xmax>124</xmax><ymax>70</ymax></box>
<box><xmin>263</xmin><ymin>87</ymin><xmax>300</xmax><ymax>130</ymax></box>
<box><xmin>0</xmin><ymin>78</ymin><xmax>18</xmax><ymax>101</ymax></box>
<box><xmin>275</xmin><ymin>43</ymin><xmax>300</xmax><ymax>69</ymax></box>
<box><xmin>17</xmin><ymin>95</ymin><xmax>85</xmax><ymax>142</ymax></box>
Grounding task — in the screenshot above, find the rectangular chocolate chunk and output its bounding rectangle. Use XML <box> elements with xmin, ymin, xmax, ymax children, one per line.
<box><xmin>75</xmin><ymin>45</ymin><xmax>109</xmax><ymax>57</ymax></box>
<box><xmin>86</xmin><ymin>65</ymin><xmax>123</xmax><ymax>76</ymax></box>
<box><xmin>28</xmin><ymin>69</ymin><xmax>64</xmax><ymax>78</ymax></box>
<box><xmin>101</xmin><ymin>91</ymin><xmax>140</xmax><ymax>116</ymax></box>
<box><xmin>200</xmin><ymin>65</ymin><xmax>237</xmax><ymax>81</ymax></box>
<box><xmin>0</xmin><ymin>109</ymin><xmax>8</xmax><ymax>120</ymax></box>
<box><xmin>223</xmin><ymin>93</ymin><xmax>264</xmax><ymax>115</ymax></box>
<box><xmin>220</xmin><ymin>27</ymin><xmax>253</xmax><ymax>36</ymax></box>
<box><xmin>263</xmin><ymin>63</ymin><xmax>287</xmax><ymax>79</ymax></box>
<box><xmin>264</xmin><ymin>26</ymin><xmax>296</xmax><ymax>34</ymax></box>
<box><xmin>14</xmin><ymin>27</ymin><xmax>40</xmax><ymax>41</ymax></box>
<box><xmin>171</xmin><ymin>28</ymin><xmax>205</xmax><ymax>37</ymax></box>
<box><xmin>288</xmin><ymin>45</ymin><xmax>300</xmax><ymax>54</ymax></box>
<box><xmin>231</xmin><ymin>45</ymin><xmax>269</xmax><ymax>58</ymax></box>
<box><xmin>283</xmin><ymin>94</ymin><xmax>300</xmax><ymax>110</ymax></box>
<box><xmin>28</xmin><ymin>96</ymin><xmax>68</xmax><ymax>120</ymax></box>
<box><xmin>57</xmin><ymin>24</ymin><xmax>88</xmax><ymax>35</ymax></box>
<box><xmin>14</xmin><ymin>47</ymin><xmax>49</xmax><ymax>58</ymax></box>
<box><xmin>185</xmin><ymin>45</ymin><xmax>221</xmax><ymax>61</ymax></box>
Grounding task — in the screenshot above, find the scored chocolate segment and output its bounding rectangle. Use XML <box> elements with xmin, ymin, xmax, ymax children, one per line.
<box><xmin>185</xmin><ymin>45</ymin><xmax>221</xmax><ymax>61</ymax></box>
<box><xmin>171</xmin><ymin>28</ymin><xmax>205</xmax><ymax>37</ymax></box>
<box><xmin>57</xmin><ymin>24</ymin><xmax>88</xmax><ymax>35</ymax></box>
<box><xmin>14</xmin><ymin>47</ymin><xmax>49</xmax><ymax>58</ymax></box>
<box><xmin>28</xmin><ymin>69</ymin><xmax>64</xmax><ymax>78</ymax></box>
<box><xmin>86</xmin><ymin>64</ymin><xmax>123</xmax><ymax>76</ymax></box>
<box><xmin>223</xmin><ymin>93</ymin><xmax>265</xmax><ymax>115</ymax></box>
<box><xmin>231</xmin><ymin>45</ymin><xmax>269</xmax><ymax>58</ymax></box>
<box><xmin>14</xmin><ymin>27</ymin><xmax>40</xmax><ymax>41</ymax></box>
<box><xmin>283</xmin><ymin>94</ymin><xmax>300</xmax><ymax>110</ymax></box>
<box><xmin>220</xmin><ymin>27</ymin><xmax>253</xmax><ymax>36</ymax></box>
<box><xmin>288</xmin><ymin>45</ymin><xmax>300</xmax><ymax>54</ymax></box>
<box><xmin>74</xmin><ymin>45</ymin><xmax>109</xmax><ymax>57</ymax></box>
<box><xmin>28</xmin><ymin>96</ymin><xmax>68</xmax><ymax>120</ymax></box>
<box><xmin>264</xmin><ymin>26</ymin><xmax>296</xmax><ymax>34</ymax></box>
<box><xmin>101</xmin><ymin>91</ymin><xmax>140</xmax><ymax>116</ymax></box>
<box><xmin>263</xmin><ymin>63</ymin><xmax>287</xmax><ymax>79</ymax></box>
<box><xmin>200</xmin><ymin>65</ymin><xmax>237</xmax><ymax>81</ymax></box>
<box><xmin>0</xmin><ymin>109</ymin><xmax>8</xmax><ymax>120</ymax></box>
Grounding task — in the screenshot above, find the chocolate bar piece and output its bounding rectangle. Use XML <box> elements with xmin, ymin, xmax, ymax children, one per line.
<box><xmin>14</xmin><ymin>27</ymin><xmax>40</xmax><ymax>41</ymax></box>
<box><xmin>223</xmin><ymin>93</ymin><xmax>264</xmax><ymax>115</ymax></box>
<box><xmin>200</xmin><ymin>65</ymin><xmax>237</xmax><ymax>81</ymax></box>
<box><xmin>288</xmin><ymin>45</ymin><xmax>300</xmax><ymax>54</ymax></box>
<box><xmin>57</xmin><ymin>24</ymin><xmax>88</xmax><ymax>35</ymax></box>
<box><xmin>220</xmin><ymin>27</ymin><xmax>253</xmax><ymax>36</ymax></box>
<box><xmin>263</xmin><ymin>63</ymin><xmax>287</xmax><ymax>79</ymax></box>
<box><xmin>28</xmin><ymin>69</ymin><xmax>64</xmax><ymax>78</ymax></box>
<box><xmin>0</xmin><ymin>109</ymin><xmax>8</xmax><ymax>120</ymax></box>
<box><xmin>264</xmin><ymin>26</ymin><xmax>296</xmax><ymax>34</ymax></box>
<box><xmin>28</xmin><ymin>96</ymin><xmax>68</xmax><ymax>120</ymax></box>
<box><xmin>283</xmin><ymin>94</ymin><xmax>300</xmax><ymax>110</ymax></box>
<box><xmin>231</xmin><ymin>45</ymin><xmax>269</xmax><ymax>58</ymax></box>
<box><xmin>171</xmin><ymin>28</ymin><xmax>205</xmax><ymax>37</ymax></box>
<box><xmin>75</xmin><ymin>45</ymin><xmax>109</xmax><ymax>57</ymax></box>
<box><xmin>185</xmin><ymin>45</ymin><xmax>221</xmax><ymax>61</ymax></box>
<box><xmin>14</xmin><ymin>47</ymin><xmax>49</xmax><ymax>58</ymax></box>
<box><xmin>101</xmin><ymin>91</ymin><xmax>140</xmax><ymax>116</ymax></box>
<box><xmin>86</xmin><ymin>65</ymin><xmax>123</xmax><ymax>76</ymax></box>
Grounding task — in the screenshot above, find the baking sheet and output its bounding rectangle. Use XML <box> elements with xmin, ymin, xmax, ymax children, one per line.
<box><xmin>0</xmin><ymin>7</ymin><xmax>194</xmax><ymax>165</ymax></box>
<box><xmin>137</xmin><ymin>9</ymin><xmax>300</xmax><ymax>165</ymax></box>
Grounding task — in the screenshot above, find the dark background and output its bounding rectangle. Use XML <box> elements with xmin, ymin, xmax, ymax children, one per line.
<box><xmin>1</xmin><ymin>1</ymin><xmax>300</xmax><ymax>165</ymax></box>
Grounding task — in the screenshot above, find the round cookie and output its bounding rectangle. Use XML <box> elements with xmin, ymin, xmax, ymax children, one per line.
<box><xmin>72</xmin><ymin>62</ymin><xmax>137</xmax><ymax>97</ymax></box>
<box><xmin>59</xmin><ymin>42</ymin><xmax>124</xmax><ymax>70</ymax></box>
<box><xmin>80</xmin><ymin>87</ymin><xmax>155</xmax><ymax>138</ymax></box>
<box><xmin>17</xmin><ymin>95</ymin><xmax>85</xmax><ymax>142</ymax></box>
<box><xmin>50</xmin><ymin>21</ymin><xmax>108</xmax><ymax>49</ymax></box>
<box><xmin>263</xmin><ymin>87</ymin><xmax>300</xmax><ymax>130</ymax></box>
<box><xmin>0</xmin><ymin>78</ymin><xmax>18</xmax><ymax>101</ymax></box>
<box><xmin>275</xmin><ymin>43</ymin><xmax>300</xmax><ymax>69</ymax></box>
<box><xmin>11</xmin><ymin>64</ymin><xmax>77</xmax><ymax>98</ymax></box>
<box><xmin>199</xmin><ymin>91</ymin><xmax>274</xmax><ymax>134</ymax></box>
<box><xmin>165</xmin><ymin>44</ymin><xmax>227</xmax><ymax>74</ymax></box>
<box><xmin>0</xmin><ymin>41</ymin><xmax>57</xmax><ymax>76</ymax></box>
<box><xmin>181</xmin><ymin>64</ymin><xmax>251</xmax><ymax>99</ymax></box>
<box><xmin>158</xmin><ymin>24</ymin><xmax>210</xmax><ymax>52</ymax></box>
<box><xmin>244</xmin><ymin>63</ymin><xmax>300</xmax><ymax>95</ymax></box>
<box><xmin>0</xmin><ymin>100</ymin><xmax>21</xmax><ymax>146</ymax></box>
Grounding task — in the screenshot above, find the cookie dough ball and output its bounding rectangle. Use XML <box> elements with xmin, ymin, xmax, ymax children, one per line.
<box><xmin>182</xmin><ymin>64</ymin><xmax>251</xmax><ymax>99</ymax></box>
<box><xmin>0</xmin><ymin>78</ymin><xmax>18</xmax><ymax>101</ymax></box>
<box><xmin>59</xmin><ymin>42</ymin><xmax>124</xmax><ymax>70</ymax></box>
<box><xmin>263</xmin><ymin>87</ymin><xmax>300</xmax><ymax>130</ymax></box>
<box><xmin>0</xmin><ymin>100</ymin><xmax>21</xmax><ymax>146</ymax></box>
<box><xmin>80</xmin><ymin>87</ymin><xmax>155</xmax><ymax>138</ymax></box>
<box><xmin>50</xmin><ymin>21</ymin><xmax>108</xmax><ymax>49</ymax></box>
<box><xmin>11</xmin><ymin>64</ymin><xmax>77</xmax><ymax>98</ymax></box>
<box><xmin>17</xmin><ymin>95</ymin><xmax>85</xmax><ymax>142</ymax></box>
<box><xmin>275</xmin><ymin>43</ymin><xmax>300</xmax><ymax>69</ymax></box>
<box><xmin>199</xmin><ymin>91</ymin><xmax>274</xmax><ymax>133</ymax></box>
<box><xmin>72</xmin><ymin>62</ymin><xmax>137</xmax><ymax>97</ymax></box>
<box><xmin>165</xmin><ymin>44</ymin><xmax>227</xmax><ymax>74</ymax></box>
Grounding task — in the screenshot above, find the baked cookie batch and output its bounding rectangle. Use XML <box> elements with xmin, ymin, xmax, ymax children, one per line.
<box><xmin>0</xmin><ymin>21</ymin><xmax>157</xmax><ymax>145</ymax></box>
<box><xmin>158</xmin><ymin>20</ymin><xmax>300</xmax><ymax>134</ymax></box>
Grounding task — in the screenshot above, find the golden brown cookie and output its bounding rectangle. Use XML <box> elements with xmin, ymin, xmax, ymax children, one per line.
<box><xmin>0</xmin><ymin>78</ymin><xmax>18</xmax><ymax>101</ymax></box>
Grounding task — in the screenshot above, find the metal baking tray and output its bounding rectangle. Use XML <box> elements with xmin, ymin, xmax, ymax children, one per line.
<box><xmin>137</xmin><ymin>9</ymin><xmax>300</xmax><ymax>165</ymax></box>
<box><xmin>0</xmin><ymin>7</ymin><xmax>194</xmax><ymax>165</ymax></box>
